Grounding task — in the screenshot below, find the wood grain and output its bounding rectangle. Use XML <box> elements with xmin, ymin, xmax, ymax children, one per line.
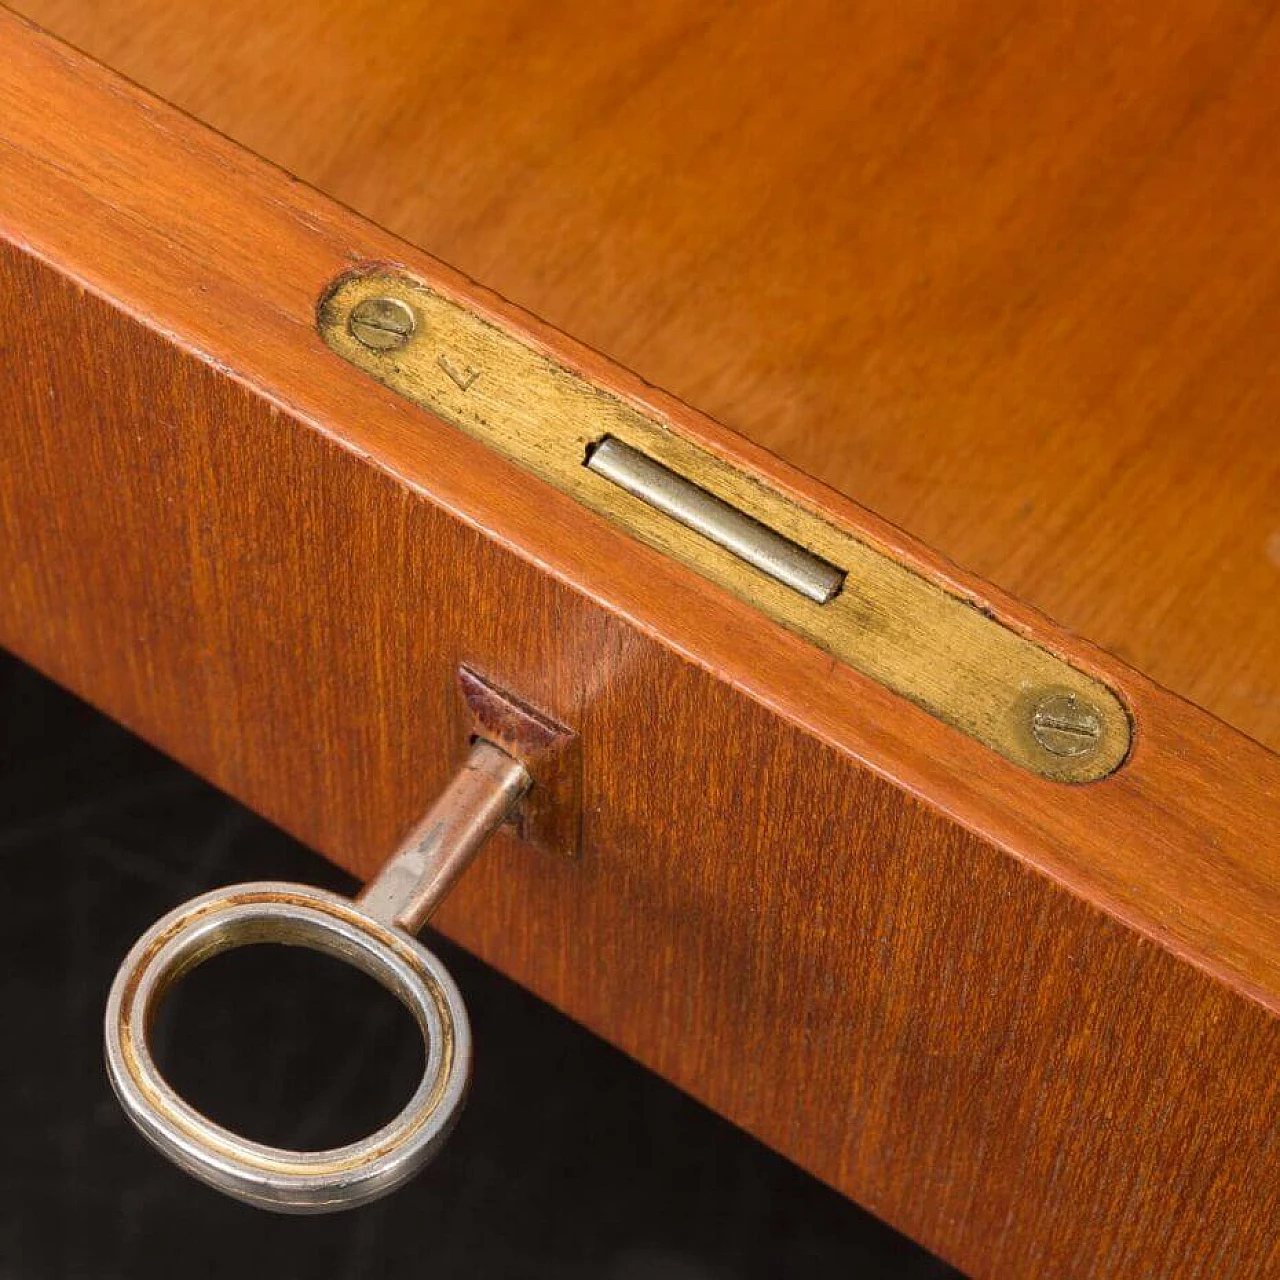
<box><xmin>12</xmin><ymin>0</ymin><xmax>1280</xmax><ymax>755</ymax></box>
<box><xmin>1</xmin><ymin>14</ymin><xmax>1279</xmax><ymax>1279</ymax></box>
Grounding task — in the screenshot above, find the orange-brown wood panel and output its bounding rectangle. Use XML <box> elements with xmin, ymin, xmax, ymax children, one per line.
<box><xmin>1</xmin><ymin>15</ymin><xmax>1279</xmax><ymax>1279</ymax></box>
<box><xmin>13</xmin><ymin>0</ymin><xmax>1280</xmax><ymax>753</ymax></box>
<box><xmin>6</xmin><ymin>230</ymin><xmax>1280</xmax><ymax>1280</ymax></box>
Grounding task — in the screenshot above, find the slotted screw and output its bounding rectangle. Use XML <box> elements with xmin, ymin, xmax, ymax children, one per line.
<box><xmin>348</xmin><ymin>296</ymin><xmax>416</xmax><ymax>351</ymax></box>
<box><xmin>1030</xmin><ymin>692</ymin><xmax>1103</xmax><ymax>758</ymax></box>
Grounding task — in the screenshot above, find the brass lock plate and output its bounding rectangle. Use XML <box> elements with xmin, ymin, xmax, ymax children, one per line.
<box><xmin>318</xmin><ymin>270</ymin><xmax>1131</xmax><ymax>782</ymax></box>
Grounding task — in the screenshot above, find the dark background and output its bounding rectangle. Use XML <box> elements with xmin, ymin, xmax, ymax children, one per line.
<box><xmin>0</xmin><ymin>650</ymin><xmax>958</xmax><ymax>1279</ymax></box>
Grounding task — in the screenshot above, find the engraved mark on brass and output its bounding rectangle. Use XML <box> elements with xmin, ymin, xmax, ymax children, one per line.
<box><xmin>438</xmin><ymin>353</ymin><xmax>481</xmax><ymax>392</ymax></box>
<box><xmin>318</xmin><ymin>270</ymin><xmax>1133</xmax><ymax>783</ymax></box>
<box><xmin>1031</xmin><ymin>692</ymin><xmax>1104</xmax><ymax>758</ymax></box>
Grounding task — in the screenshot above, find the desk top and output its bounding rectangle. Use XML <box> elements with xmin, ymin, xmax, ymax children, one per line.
<box><xmin>17</xmin><ymin>0</ymin><xmax>1280</xmax><ymax>751</ymax></box>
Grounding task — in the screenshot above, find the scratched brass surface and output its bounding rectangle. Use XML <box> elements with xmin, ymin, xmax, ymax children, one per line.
<box><xmin>319</xmin><ymin>271</ymin><xmax>1131</xmax><ymax>782</ymax></box>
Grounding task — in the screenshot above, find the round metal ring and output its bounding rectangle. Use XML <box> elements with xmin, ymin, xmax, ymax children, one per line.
<box><xmin>104</xmin><ymin>881</ymin><xmax>471</xmax><ymax>1213</ymax></box>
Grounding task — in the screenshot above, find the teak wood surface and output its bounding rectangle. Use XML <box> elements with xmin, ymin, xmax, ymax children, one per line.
<box><xmin>1</xmin><ymin>11</ymin><xmax>1278</xmax><ymax>1280</ymax></box>
<box><xmin>14</xmin><ymin>0</ymin><xmax>1280</xmax><ymax>759</ymax></box>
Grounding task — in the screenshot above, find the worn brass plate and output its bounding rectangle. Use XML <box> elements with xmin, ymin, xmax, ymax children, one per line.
<box><xmin>319</xmin><ymin>270</ymin><xmax>1131</xmax><ymax>781</ymax></box>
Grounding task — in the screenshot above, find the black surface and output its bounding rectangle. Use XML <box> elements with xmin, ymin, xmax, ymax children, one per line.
<box><xmin>0</xmin><ymin>651</ymin><xmax>959</xmax><ymax>1279</ymax></box>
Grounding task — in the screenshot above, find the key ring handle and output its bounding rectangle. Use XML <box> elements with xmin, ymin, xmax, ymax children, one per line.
<box><xmin>105</xmin><ymin>882</ymin><xmax>469</xmax><ymax>1212</ymax></box>
<box><xmin>104</xmin><ymin>740</ymin><xmax>530</xmax><ymax>1212</ymax></box>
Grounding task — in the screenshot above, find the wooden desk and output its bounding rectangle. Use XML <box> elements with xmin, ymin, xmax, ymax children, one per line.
<box><xmin>1</xmin><ymin>6</ymin><xmax>1277</xmax><ymax>1275</ymax></box>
